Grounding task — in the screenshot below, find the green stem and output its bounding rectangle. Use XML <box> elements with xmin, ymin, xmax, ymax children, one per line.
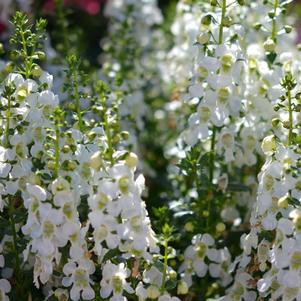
<box><xmin>287</xmin><ymin>89</ymin><xmax>293</xmax><ymax>146</ymax></box>
<box><xmin>209</xmin><ymin>127</ymin><xmax>217</xmax><ymax>183</ymax></box>
<box><xmin>54</xmin><ymin>0</ymin><xmax>69</xmax><ymax>56</ymax></box>
<box><xmin>208</xmin><ymin>0</ymin><xmax>226</xmax><ymax>183</ymax></box>
<box><xmin>19</xmin><ymin>28</ymin><xmax>34</xmax><ymax>79</ymax></box>
<box><xmin>73</xmin><ymin>70</ymin><xmax>83</xmax><ymax>132</ymax></box>
<box><xmin>160</xmin><ymin>238</ymin><xmax>168</xmax><ymax>293</ymax></box>
<box><xmin>5</xmin><ymin>95</ymin><xmax>11</xmax><ymax>148</ymax></box>
<box><xmin>54</xmin><ymin>122</ymin><xmax>60</xmax><ymax>178</ymax></box>
<box><xmin>271</xmin><ymin>0</ymin><xmax>279</xmax><ymax>41</ymax></box>
<box><xmin>9</xmin><ymin>199</ymin><xmax>21</xmax><ymax>276</ymax></box>
<box><xmin>218</xmin><ymin>0</ymin><xmax>227</xmax><ymax>45</ymax></box>
<box><xmin>104</xmin><ymin>111</ymin><xmax>114</xmax><ymax>164</ymax></box>
<box><xmin>4</xmin><ymin>93</ymin><xmax>22</xmax><ymax>294</ymax></box>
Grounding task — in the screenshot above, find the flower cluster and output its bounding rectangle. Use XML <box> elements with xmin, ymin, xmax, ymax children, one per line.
<box><xmin>1</xmin><ymin>0</ymin><xmax>301</xmax><ymax>300</ymax></box>
<box><xmin>179</xmin><ymin>233</ymin><xmax>232</xmax><ymax>288</ymax></box>
<box><xmin>0</xmin><ymin>11</ymin><xmax>169</xmax><ymax>301</ymax></box>
<box><xmin>100</xmin><ymin>0</ymin><xmax>166</xmax><ymax>150</ymax></box>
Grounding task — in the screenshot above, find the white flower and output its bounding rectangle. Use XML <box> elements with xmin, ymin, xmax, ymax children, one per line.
<box><xmin>0</xmin><ymin>146</ymin><xmax>11</xmax><ymax>178</ymax></box>
<box><xmin>100</xmin><ymin>262</ymin><xmax>134</xmax><ymax>300</ymax></box>
<box><xmin>227</xmin><ymin>272</ymin><xmax>256</xmax><ymax>301</ymax></box>
<box><xmin>51</xmin><ymin>177</ymin><xmax>71</xmax><ymax>195</ymax></box>
<box><xmin>63</xmin><ymin>259</ymin><xmax>95</xmax><ymax>301</ymax></box>
<box><xmin>26</xmin><ymin>183</ymin><xmax>47</xmax><ymax>202</ymax></box>
<box><xmin>179</xmin><ymin>233</ymin><xmax>218</xmax><ymax>285</ymax></box>
<box><xmin>143</xmin><ymin>266</ymin><xmax>163</xmax><ymax>288</ymax></box>
<box><xmin>0</xmin><ymin>279</ymin><xmax>11</xmax><ymax>301</ymax></box>
<box><xmin>209</xmin><ymin>247</ymin><xmax>232</xmax><ymax>286</ymax></box>
<box><xmin>217</xmin><ymin>129</ymin><xmax>235</xmax><ymax>162</ymax></box>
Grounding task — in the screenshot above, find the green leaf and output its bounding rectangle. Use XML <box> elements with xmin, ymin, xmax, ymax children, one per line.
<box><xmin>153</xmin><ymin>260</ymin><xmax>165</xmax><ymax>272</ymax></box>
<box><xmin>102</xmin><ymin>248</ymin><xmax>119</xmax><ymax>262</ymax></box>
<box><xmin>266</xmin><ymin>52</ymin><xmax>277</xmax><ymax>65</ymax></box>
<box><xmin>165</xmin><ymin>279</ymin><xmax>177</xmax><ymax>290</ymax></box>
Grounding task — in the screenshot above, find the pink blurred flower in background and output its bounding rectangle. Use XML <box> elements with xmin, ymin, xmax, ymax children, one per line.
<box><xmin>43</xmin><ymin>0</ymin><xmax>107</xmax><ymax>15</ymax></box>
<box><xmin>0</xmin><ymin>22</ymin><xmax>7</xmax><ymax>35</ymax></box>
<box><xmin>0</xmin><ymin>0</ymin><xmax>107</xmax><ymax>37</ymax></box>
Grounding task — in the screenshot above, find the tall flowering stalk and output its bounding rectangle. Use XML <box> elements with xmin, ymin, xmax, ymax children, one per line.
<box><xmin>217</xmin><ymin>1</ymin><xmax>301</xmax><ymax>300</ymax></box>
<box><xmin>0</xmin><ymin>10</ymin><xmax>183</xmax><ymax>301</ymax></box>
<box><xmin>100</xmin><ymin>0</ymin><xmax>166</xmax><ymax>149</ymax></box>
<box><xmin>164</xmin><ymin>0</ymin><xmax>251</xmax><ymax>299</ymax></box>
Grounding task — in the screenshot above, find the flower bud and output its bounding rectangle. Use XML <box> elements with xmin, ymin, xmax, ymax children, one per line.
<box><xmin>120</xmin><ymin>131</ymin><xmax>130</xmax><ymax>140</ymax></box>
<box><xmin>32</xmin><ymin>65</ymin><xmax>42</xmax><ymax>78</ymax></box>
<box><xmin>177</xmin><ymin>280</ymin><xmax>189</xmax><ymax>295</ymax></box>
<box><xmin>89</xmin><ymin>151</ymin><xmax>103</xmax><ymax>170</ymax></box>
<box><xmin>271</xmin><ymin>118</ymin><xmax>281</xmax><ymax>128</ymax></box>
<box><xmin>223</xmin><ymin>16</ymin><xmax>232</xmax><ymax>27</ymax></box>
<box><xmin>47</xmin><ymin>160</ymin><xmax>56</xmax><ymax>171</ymax></box>
<box><xmin>112</xmin><ymin>134</ymin><xmax>120</xmax><ymax>144</ymax></box>
<box><xmin>168</xmin><ymin>269</ymin><xmax>176</xmax><ymax>280</ymax></box>
<box><xmin>37</xmin><ymin>51</ymin><xmax>46</xmax><ymax>61</ymax></box>
<box><xmin>218</xmin><ymin>173</ymin><xmax>228</xmax><ymax>192</ymax></box>
<box><xmin>253</xmin><ymin>23</ymin><xmax>262</xmax><ymax>31</ymax></box>
<box><xmin>259</xmin><ymin>262</ymin><xmax>267</xmax><ymax>272</ymax></box>
<box><xmin>203</xmin><ymin>210</ymin><xmax>210</xmax><ymax>218</ymax></box>
<box><xmin>282</xmin><ymin>120</ymin><xmax>291</xmax><ymax>129</ymax></box>
<box><xmin>16</xmin><ymin>86</ymin><xmax>28</xmax><ymax>101</ymax></box>
<box><xmin>284</xmin><ymin>25</ymin><xmax>293</xmax><ymax>33</ymax></box>
<box><xmin>4</xmin><ymin>62</ymin><xmax>13</xmax><ymax>74</ymax></box>
<box><xmin>268</xmin><ymin>11</ymin><xmax>275</xmax><ymax>19</ymax></box>
<box><xmin>201</xmin><ymin>14</ymin><xmax>212</xmax><ymax>26</ymax></box>
<box><xmin>146</xmin><ymin>285</ymin><xmax>160</xmax><ymax>299</ymax></box>
<box><xmin>60</xmin><ymin>160</ymin><xmax>75</xmax><ymax>171</ymax></box>
<box><xmin>216</xmin><ymin>222</ymin><xmax>226</xmax><ymax>233</ymax></box>
<box><xmin>197</xmin><ymin>32</ymin><xmax>210</xmax><ymax>45</ymax></box>
<box><xmin>261</xmin><ymin>135</ymin><xmax>276</xmax><ymax>156</ymax></box>
<box><xmin>263</xmin><ymin>38</ymin><xmax>276</xmax><ymax>52</ymax></box>
<box><xmin>125</xmin><ymin>152</ymin><xmax>138</xmax><ymax>168</ymax></box>
<box><xmin>62</xmin><ymin>145</ymin><xmax>71</xmax><ymax>153</ymax></box>
<box><xmin>87</xmin><ymin>131</ymin><xmax>97</xmax><ymax>141</ymax></box>
<box><xmin>184</xmin><ymin>222</ymin><xmax>194</xmax><ymax>232</ymax></box>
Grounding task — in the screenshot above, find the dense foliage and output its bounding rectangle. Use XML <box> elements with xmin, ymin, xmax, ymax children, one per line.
<box><xmin>1</xmin><ymin>0</ymin><xmax>301</xmax><ymax>301</ymax></box>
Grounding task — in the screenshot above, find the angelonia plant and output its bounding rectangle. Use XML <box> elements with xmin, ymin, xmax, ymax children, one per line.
<box><xmin>100</xmin><ymin>0</ymin><xmax>165</xmax><ymax>146</ymax></box>
<box><xmin>0</xmin><ymin>11</ymin><xmax>176</xmax><ymax>301</ymax></box>
<box><xmin>1</xmin><ymin>0</ymin><xmax>301</xmax><ymax>300</ymax></box>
